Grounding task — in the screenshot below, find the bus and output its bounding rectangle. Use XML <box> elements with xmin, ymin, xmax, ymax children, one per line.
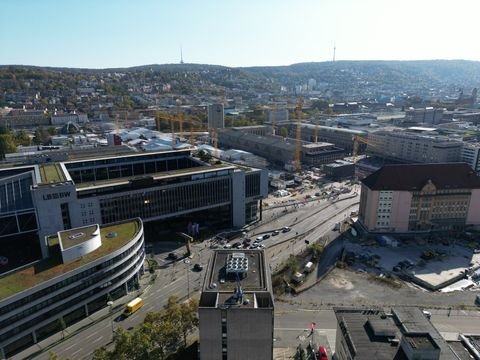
<box><xmin>124</xmin><ymin>297</ymin><xmax>144</xmax><ymax>316</ymax></box>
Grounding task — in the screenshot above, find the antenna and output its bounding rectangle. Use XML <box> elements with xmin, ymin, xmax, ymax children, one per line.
<box><xmin>333</xmin><ymin>42</ymin><xmax>336</xmax><ymax>62</ymax></box>
<box><xmin>180</xmin><ymin>45</ymin><xmax>184</xmax><ymax>64</ymax></box>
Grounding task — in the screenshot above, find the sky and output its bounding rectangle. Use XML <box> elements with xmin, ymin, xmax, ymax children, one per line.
<box><xmin>1</xmin><ymin>0</ymin><xmax>480</xmax><ymax>69</ymax></box>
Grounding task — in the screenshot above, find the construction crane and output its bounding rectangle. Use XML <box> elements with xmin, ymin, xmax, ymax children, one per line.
<box><xmin>352</xmin><ymin>134</ymin><xmax>374</xmax><ymax>163</ymax></box>
<box><xmin>294</xmin><ymin>98</ymin><xmax>303</xmax><ymax>173</ymax></box>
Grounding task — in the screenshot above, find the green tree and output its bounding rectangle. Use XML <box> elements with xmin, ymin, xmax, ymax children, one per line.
<box><xmin>33</xmin><ymin>127</ymin><xmax>52</xmax><ymax>145</ymax></box>
<box><xmin>13</xmin><ymin>130</ymin><xmax>31</xmax><ymax>146</ymax></box>
<box><xmin>162</xmin><ymin>296</ymin><xmax>199</xmax><ymax>347</ymax></box>
<box><xmin>197</xmin><ymin>149</ymin><xmax>212</xmax><ymax>163</ymax></box>
<box><xmin>307</xmin><ymin>242</ymin><xmax>323</xmax><ymax>261</ymax></box>
<box><xmin>0</xmin><ymin>132</ymin><xmax>16</xmax><ymax>159</ymax></box>
<box><xmin>279</xmin><ymin>126</ymin><xmax>289</xmax><ymax>138</ymax></box>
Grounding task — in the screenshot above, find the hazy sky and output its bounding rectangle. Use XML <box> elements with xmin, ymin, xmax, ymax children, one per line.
<box><xmin>2</xmin><ymin>0</ymin><xmax>480</xmax><ymax>68</ymax></box>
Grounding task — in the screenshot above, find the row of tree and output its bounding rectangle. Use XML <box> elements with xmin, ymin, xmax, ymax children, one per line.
<box><xmin>93</xmin><ymin>296</ymin><xmax>198</xmax><ymax>360</ymax></box>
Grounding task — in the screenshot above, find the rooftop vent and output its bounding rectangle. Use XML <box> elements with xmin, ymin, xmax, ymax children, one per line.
<box><xmin>226</xmin><ymin>253</ymin><xmax>249</xmax><ymax>275</ymax></box>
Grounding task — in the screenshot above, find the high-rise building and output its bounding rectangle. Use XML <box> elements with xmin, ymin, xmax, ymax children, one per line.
<box><xmin>208</xmin><ymin>103</ymin><xmax>225</xmax><ymax>130</ymax></box>
<box><xmin>198</xmin><ymin>250</ymin><xmax>274</xmax><ymax>360</ymax></box>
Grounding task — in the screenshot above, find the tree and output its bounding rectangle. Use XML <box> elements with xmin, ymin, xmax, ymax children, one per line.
<box><xmin>279</xmin><ymin>126</ymin><xmax>289</xmax><ymax>138</ymax></box>
<box><xmin>13</xmin><ymin>130</ymin><xmax>31</xmax><ymax>146</ymax></box>
<box><xmin>197</xmin><ymin>149</ymin><xmax>212</xmax><ymax>163</ymax></box>
<box><xmin>307</xmin><ymin>242</ymin><xmax>323</xmax><ymax>261</ymax></box>
<box><xmin>0</xmin><ymin>133</ymin><xmax>16</xmax><ymax>159</ymax></box>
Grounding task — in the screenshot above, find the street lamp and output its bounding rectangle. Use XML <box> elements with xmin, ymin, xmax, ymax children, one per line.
<box><xmin>107</xmin><ymin>301</ymin><xmax>114</xmax><ymax>338</ymax></box>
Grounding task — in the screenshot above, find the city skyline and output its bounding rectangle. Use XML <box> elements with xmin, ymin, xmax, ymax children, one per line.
<box><xmin>2</xmin><ymin>0</ymin><xmax>480</xmax><ymax>69</ymax></box>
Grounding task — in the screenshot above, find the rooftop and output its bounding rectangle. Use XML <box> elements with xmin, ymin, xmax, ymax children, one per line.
<box><xmin>39</xmin><ymin>163</ymin><xmax>66</xmax><ymax>183</ymax></box>
<box><xmin>0</xmin><ymin>219</ymin><xmax>141</xmax><ymax>301</ymax></box>
<box><xmin>199</xmin><ymin>250</ymin><xmax>274</xmax><ymax>310</ymax></box>
<box><xmin>362</xmin><ymin>163</ymin><xmax>480</xmax><ymax>191</ymax></box>
<box><xmin>75</xmin><ymin>163</ymin><xmax>234</xmax><ymax>189</ymax></box>
<box><xmin>59</xmin><ymin>224</ymin><xmax>98</xmax><ymax>250</ymax></box>
<box><xmin>204</xmin><ymin>250</ymin><xmax>268</xmax><ymax>293</ymax></box>
<box><xmin>334</xmin><ymin>307</ymin><xmax>457</xmax><ymax>360</ymax></box>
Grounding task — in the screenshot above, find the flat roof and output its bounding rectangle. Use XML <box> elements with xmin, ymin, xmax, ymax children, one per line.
<box><xmin>59</xmin><ymin>225</ymin><xmax>98</xmax><ymax>250</ymax></box>
<box><xmin>204</xmin><ymin>250</ymin><xmax>267</xmax><ymax>293</ymax></box>
<box><xmin>403</xmin><ymin>333</ymin><xmax>438</xmax><ymax>351</ymax></box>
<box><xmin>334</xmin><ymin>307</ymin><xmax>457</xmax><ymax>360</ymax></box>
<box><xmin>0</xmin><ymin>219</ymin><xmax>141</xmax><ymax>301</ymax></box>
<box><xmin>75</xmin><ymin>163</ymin><xmax>234</xmax><ymax>190</ymax></box>
<box><xmin>39</xmin><ymin>164</ymin><xmax>66</xmax><ymax>183</ymax></box>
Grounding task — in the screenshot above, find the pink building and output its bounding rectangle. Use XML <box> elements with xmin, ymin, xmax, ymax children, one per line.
<box><xmin>358</xmin><ymin>163</ymin><xmax>480</xmax><ymax>233</ymax></box>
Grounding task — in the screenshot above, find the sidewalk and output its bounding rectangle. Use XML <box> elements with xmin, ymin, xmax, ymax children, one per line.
<box><xmin>11</xmin><ymin>273</ymin><xmax>152</xmax><ymax>360</ymax></box>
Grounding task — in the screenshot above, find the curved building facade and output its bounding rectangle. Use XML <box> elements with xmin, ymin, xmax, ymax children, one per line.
<box><xmin>0</xmin><ymin>218</ymin><xmax>145</xmax><ymax>358</ymax></box>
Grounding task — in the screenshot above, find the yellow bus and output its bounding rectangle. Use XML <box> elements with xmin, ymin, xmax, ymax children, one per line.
<box><xmin>124</xmin><ymin>297</ymin><xmax>144</xmax><ymax>316</ymax></box>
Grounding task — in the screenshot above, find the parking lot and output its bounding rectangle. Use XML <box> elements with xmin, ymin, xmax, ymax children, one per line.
<box><xmin>345</xmin><ymin>237</ymin><xmax>480</xmax><ymax>291</ymax></box>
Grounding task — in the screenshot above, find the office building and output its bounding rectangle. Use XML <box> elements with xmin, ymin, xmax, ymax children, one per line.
<box><xmin>0</xmin><ymin>149</ymin><xmax>267</xmax><ymax>259</ymax></box>
<box><xmin>281</xmin><ymin>123</ymin><xmax>367</xmax><ymax>154</ymax></box>
<box><xmin>405</xmin><ymin>107</ymin><xmax>444</xmax><ymax>125</ymax></box>
<box><xmin>208</xmin><ymin>103</ymin><xmax>225</xmax><ymax>130</ymax></box>
<box><xmin>267</xmin><ymin>109</ymin><xmax>288</xmax><ymax>123</ymax></box>
<box><xmin>461</xmin><ymin>142</ymin><xmax>480</xmax><ymax>174</ymax></box>
<box><xmin>199</xmin><ymin>250</ymin><xmax>274</xmax><ymax>360</ymax></box>
<box><xmin>367</xmin><ymin>130</ymin><xmax>463</xmax><ymax>164</ymax></box>
<box><xmin>218</xmin><ymin>128</ymin><xmax>344</xmax><ymax>168</ymax></box>
<box><xmin>358</xmin><ymin>163</ymin><xmax>480</xmax><ymax>232</ymax></box>
<box><xmin>334</xmin><ymin>306</ymin><xmax>458</xmax><ymax>360</ymax></box>
<box><xmin>0</xmin><ymin>219</ymin><xmax>145</xmax><ymax>358</ymax></box>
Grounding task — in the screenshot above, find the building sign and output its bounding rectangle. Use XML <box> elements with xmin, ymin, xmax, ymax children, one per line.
<box><xmin>42</xmin><ymin>192</ymin><xmax>71</xmax><ymax>201</ymax></box>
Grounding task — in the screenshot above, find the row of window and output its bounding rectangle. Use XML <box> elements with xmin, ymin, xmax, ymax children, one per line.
<box><xmin>100</xmin><ymin>179</ymin><xmax>231</xmax><ymax>224</ymax></box>
<box><xmin>68</xmin><ymin>157</ymin><xmax>197</xmax><ymax>184</ymax></box>
<box><xmin>0</xmin><ymin>228</ymin><xmax>142</xmax><ymax>318</ymax></box>
<box><xmin>0</xmin><ymin>252</ymin><xmax>144</xmax><ymax>343</ymax></box>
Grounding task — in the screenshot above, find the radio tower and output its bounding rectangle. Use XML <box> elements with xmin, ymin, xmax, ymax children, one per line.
<box><xmin>333</xmin><ymin>43</ymin><xmax>336</xmax><ymax>62</ymax></box>
<box><xmin>180</xmin><ymin>46</ymin><xmax>184</xmax><ymax>64</ymax></box>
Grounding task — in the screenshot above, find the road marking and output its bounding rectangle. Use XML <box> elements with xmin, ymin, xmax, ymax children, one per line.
<box><xmin>86</xmin><ymin>331</ymin><xmax>99</xmax><ymax>340</ymax></box>
<box><xmin>71</xmin><ymin>348</ymin><xmax>83</xmax><ymax>356</ymax></box>
<box><xmin>64</xmin><ymin>343</ymin><xmax>77</xmax><ymax>351</ymax></box>
<box><xmin>93</xmin><ymin>335</ymin><xmax>104</xmax><ymax>343</ymax></box>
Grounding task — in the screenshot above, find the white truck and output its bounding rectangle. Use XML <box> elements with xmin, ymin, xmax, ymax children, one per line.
<box><xmin>304</xmin><ymin>261</ymin><xmax>314</xmax><ymax>273</ymax></box>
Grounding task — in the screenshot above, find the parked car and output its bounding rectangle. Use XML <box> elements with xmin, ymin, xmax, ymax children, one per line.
<box><xmin>262</xmin><ymin>234</ymin><xmax>270</xmax><ymax>240</ymax></box>
<box><xmin>167</xmin><ymin>253</ymin><xmax>178</xmax><ymax>260</ymax></box>
<box><xmin>282</xmin><ymin>226</ymin><xmax>291</xmax><ymax>233</ymax></box>
<box><xmin>232</xmin><ymin>242</ymin><xmax>242</xmax><ymax>248</ymax></box>
<box><xmin>256</xmin><ymin>236</ymin><xmax>264</xmax><ymax>241</ymax></box>
<box><xmin>193</xmin><ymin>263</ymin><xmax>204</xmax><ymax>271</ymax></box>
<box><xmin>272</xmin><ymin>230</ymin><xmax>280</xmax><ymax>236</ymax></box>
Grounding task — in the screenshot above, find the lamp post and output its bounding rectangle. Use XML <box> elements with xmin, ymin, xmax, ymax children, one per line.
<box><xmin>107</xmin><ymin>301</ymin><xmax>114</xmax><ymax>339</ymax></box>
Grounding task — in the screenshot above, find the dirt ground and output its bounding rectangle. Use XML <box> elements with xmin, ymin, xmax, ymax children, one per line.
<box><xmin>276</xmin><ymin>267</ymin><xmax>480</xmax><ymax>310</ymax></box>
